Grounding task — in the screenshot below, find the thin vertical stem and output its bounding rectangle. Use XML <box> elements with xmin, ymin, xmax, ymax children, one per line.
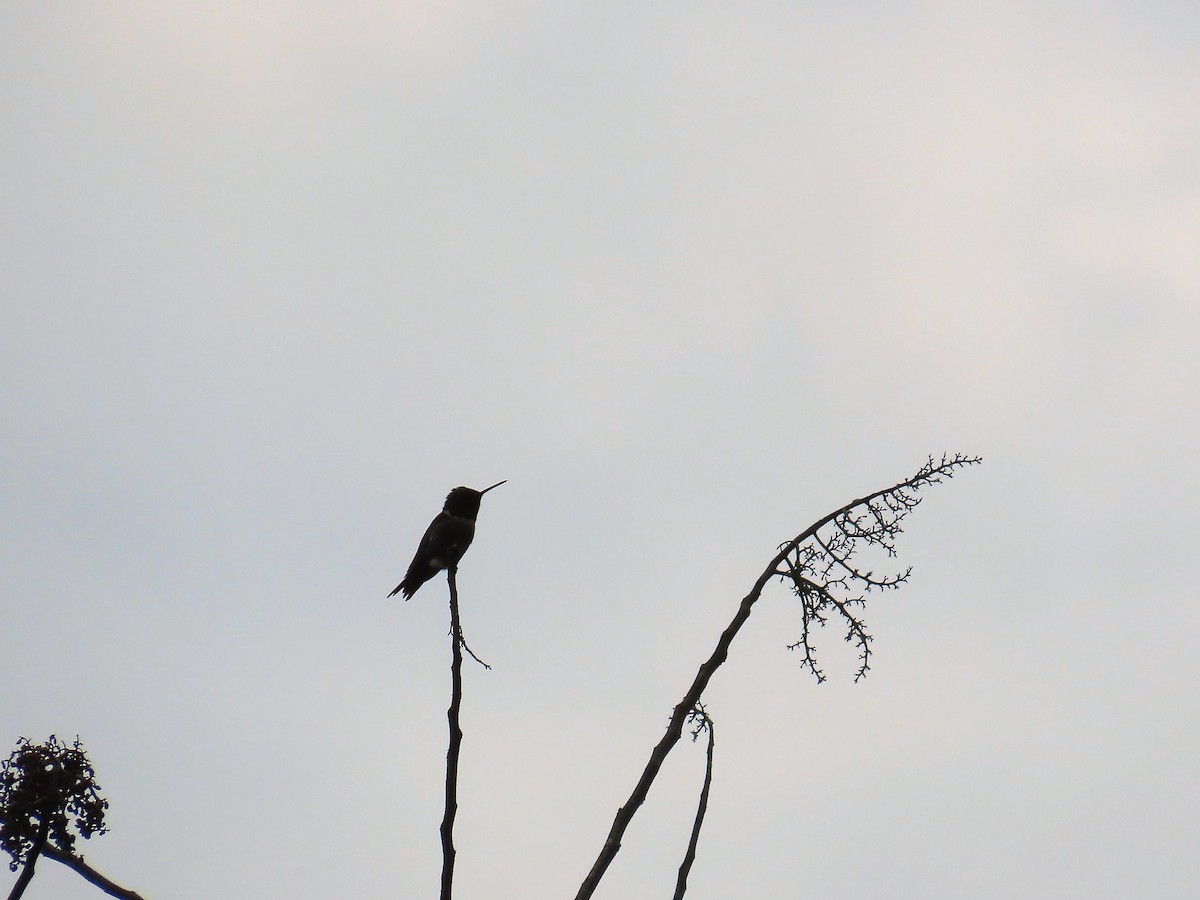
<box><xmin>6</xmin><ymin>819</ymin><xmax>48</xmax><ymax>900</ymax></box>
<box><xmin>673</xmin><ymin>719</ymin><xmax>715</xmax><ymax>900</ymax></box>
<box><xmin>440</xmin><ymin>566</ymin><xmax>464</xmax><ymax>900</ymax></box>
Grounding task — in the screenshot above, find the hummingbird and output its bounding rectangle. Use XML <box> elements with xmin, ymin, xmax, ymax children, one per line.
<box><xmin>388</xmin><ymin>481</ymin><xmax>506</xmax><ymax>600</ymax></box>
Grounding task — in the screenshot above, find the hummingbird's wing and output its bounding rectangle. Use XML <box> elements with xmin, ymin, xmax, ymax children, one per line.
<box><xmin>388</xmin><ymin>517</ymin><xmax>438</xmax><ymax>599</ymax></box>
<box><xmin>388</xmin><ymin>512</ymin><xmax>474</xmax><ymax>599</ymax></box>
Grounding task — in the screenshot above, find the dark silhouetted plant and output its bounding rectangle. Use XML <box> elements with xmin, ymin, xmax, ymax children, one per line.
<box><xmin>1</xmin><ymin>736</ymin><xmax>143</xmax><ymax>900</ymax></box>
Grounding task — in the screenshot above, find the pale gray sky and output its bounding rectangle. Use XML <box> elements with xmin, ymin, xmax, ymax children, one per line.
<box><xmin>3</xmin><ymin>3</ymin><xmax>1198</xmax><ymax>899</ymax></box>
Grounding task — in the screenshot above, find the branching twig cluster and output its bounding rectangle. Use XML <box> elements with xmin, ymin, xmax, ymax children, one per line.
<box><xmin>777</xmin><ymin>453</ymin><xmax>981</xmax><ymax>682</ymax></box>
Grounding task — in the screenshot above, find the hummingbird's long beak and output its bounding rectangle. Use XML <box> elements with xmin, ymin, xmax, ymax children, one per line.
<box><xmin>480</xmin><ymin>480</ymin><xmax>506</xmax><ymax>494</ymax></box>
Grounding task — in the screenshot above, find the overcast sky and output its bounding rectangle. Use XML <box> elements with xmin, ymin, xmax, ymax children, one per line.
<box><xmin>3</xmin><ymin>3</ymin><xmax>1198</xmax><ymax>899</ymax></box>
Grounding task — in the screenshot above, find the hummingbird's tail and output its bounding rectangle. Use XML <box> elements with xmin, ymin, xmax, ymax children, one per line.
<box><xmin>387</xmin><ymin>576</ymin><xmax>420</xmax><ymax>600</ymax></box>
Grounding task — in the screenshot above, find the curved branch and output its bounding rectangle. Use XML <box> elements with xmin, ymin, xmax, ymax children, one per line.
<box><xmin>39</xmin><ymin>845</ymin><xmax>145</xmax><ymax>900</ymax></box>
<box><xmin>574</xmin><ymin>454</ymin><xmax>981</xmax><ymax>899</ymax></box>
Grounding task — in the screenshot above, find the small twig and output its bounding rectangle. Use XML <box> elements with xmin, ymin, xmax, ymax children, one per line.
<box><xmin>810</xmin><ymin>531</ymin><xmax>909</xmax><ymax>590</ymax></box>
<box><xmin>457</xmin><ymin>630</ymin><xmax>492</xmax><ymax>671</ymax></box>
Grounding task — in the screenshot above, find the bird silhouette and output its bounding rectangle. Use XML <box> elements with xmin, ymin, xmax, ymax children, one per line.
<box><xmin>388</xmin><ymin>481</ymin><xmax>505</xmax><ymax>599</ymax></box>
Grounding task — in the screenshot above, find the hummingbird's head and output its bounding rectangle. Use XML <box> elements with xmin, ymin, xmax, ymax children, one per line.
<box><xmin>443</xmin><ymin>480</ymin><xmax>505</xmax><ymax>518</ymax></box>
